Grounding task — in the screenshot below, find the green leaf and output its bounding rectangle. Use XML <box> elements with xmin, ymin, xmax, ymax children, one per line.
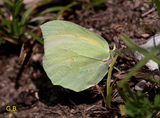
<box><xmin>40</xmin><ymin>20</ymin><xmax>111</xmax><ymax>92</ymax></box>
<box><xmin>54</xmin><ymin>2</ymin><xmax>79</xmax><ymax>20</ymax></box>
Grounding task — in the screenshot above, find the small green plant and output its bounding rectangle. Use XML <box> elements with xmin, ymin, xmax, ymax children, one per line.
<box><xmin>116</xmin><ymin>3</ymin><xmax>160</xmax><ymax>114</ymax></box>
<box><xmin>0</xmin><ymin>0</ymin><xmax>44</xmax><ymax>44</ymax></box>
<box><xmin>117</xmin><ymin>34</ymin><xmax>160</xmax><ymax>117</ymax></box>
<box><xmin>125</xmin><ymin>91</ymin><xmax>160</xmax><ymax>118</ymax></box>
<box><xmin>0</xmin><ymin>0</ymin><xmax>80</xmax><ymax>45</ymax></box>
<box><xmin>0</xmin><ymin>0</ymin><xmax>108</xmax><ymax>45</ymax></box>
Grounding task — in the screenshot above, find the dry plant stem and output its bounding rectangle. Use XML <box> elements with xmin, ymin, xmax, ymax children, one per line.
<box><xmin>141</xmin><ymin>7</ymin><xmax>155</xmax><ymax>17</ymax></box>
<box><xmin>15</xmin><ymin>39</ymin><xmax>36</xmax><ymax>89</ymax></box>
<box><xmin>95</xmin><ymin>84</ymin><xmax>106</xmax><ymax>105</ymax></box>
<box><xmin>3</xmin><ymin>37</ymin><xmax>20</xmax><ymax>45</ymax></box>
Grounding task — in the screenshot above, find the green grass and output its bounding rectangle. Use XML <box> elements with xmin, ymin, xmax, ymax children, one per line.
<box><xmin>117</xmin><ymin>34</ymin><xmax>160</xmax><ymax>117</ymax></box>
<box><xmin>0</xmin><ymin>0</ymin><xmax>84</xmax><ymax>45</ymax></box>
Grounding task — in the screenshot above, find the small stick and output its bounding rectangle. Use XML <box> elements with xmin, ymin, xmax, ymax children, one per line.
<box><xmin>141</xmin><ymin>8</ymin><xmax>155</xmax><ymax>17</ymax></box>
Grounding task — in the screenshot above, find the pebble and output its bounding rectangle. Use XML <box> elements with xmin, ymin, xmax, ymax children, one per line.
<box><xmin>134</xmin><ymin>34</ymin><xmax>160</xmax><ymax>70</ymax></box>
<box><xmin>135</xmin><ymin>80</ymin><xmax>148</xmax><ymax>91</ymax></box>
<box><xmin>141</xmin><ymin>33</ymin><xmax>150</xmax><ymax>38</ymax></box>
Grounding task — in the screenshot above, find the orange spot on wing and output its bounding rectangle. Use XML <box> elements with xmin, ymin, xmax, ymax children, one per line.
<box><xmin>69</xmin><ymin>58</ymin><xmax>74</xmax><ymax>61</ymax></box>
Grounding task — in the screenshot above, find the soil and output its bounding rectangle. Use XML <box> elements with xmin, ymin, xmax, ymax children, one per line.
<box><xmin>0</xmin><ymin>0</ymin><xmax>160</xmax><ymax>118</ymax></box>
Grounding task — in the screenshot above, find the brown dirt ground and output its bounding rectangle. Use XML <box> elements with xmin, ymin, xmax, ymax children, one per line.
<box><xmin>0</xmin><ymin>0</ymin><xmax>160</xmax><ymax>118</ymax></box>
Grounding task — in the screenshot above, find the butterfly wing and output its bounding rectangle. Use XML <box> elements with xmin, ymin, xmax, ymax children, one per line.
<box><xmin>40</xmin><ymin>20</ymin><xmax>110</xmax><ymax>92</ymax></box>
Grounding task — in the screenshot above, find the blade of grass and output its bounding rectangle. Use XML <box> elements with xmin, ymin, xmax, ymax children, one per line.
<box><xmin>0</xmin><ymin>27</ymin><xmax>12</xmax><ymax>38</ymax></box>
<box><xmin>117</xmin><ymin>81</ymin><xmax>137</xmax><ymax>103</ymax></box>
<box><xmin>120</xmin><ymin>34</ymin><xmax>160</xmax><ymax>64</ymax></box>
<box><xmin>116</xmin><ymin>85</ymin><xmax>129</xmax><ymax>102</ymax></box>
<box><xmin>0</xmin><ymin>37</ymin><xmax>3</xmax><ymax>44</ymax></box>
<box><xmin>54</xmin><ymin>1</ymin><xmax>79</xmax><ymax>20</ymax></box>
<box><xmin>20</xmin><ymin>3</ymin><xmax>41</xmax><ymax>26</ymax></box>
<box><xmin>19</xmin><ymin>0</ymin><xmax>51</xmax><ymax>34</ymax></box>
<box><xmin>2</xmin><ymin>0</ymin><xmax>14</xmax><ymax>6</ymax></box>
<box><xmin>20</xmin><ymin>0</ymin><xmax>55</xmax><ymax>33</ymax></box>
<box><xmin>117</xmin><ymin>34</ymin><xmax>160</xmax><ymax>103</ymax></box>
<box><xmin>11</xmin><ymin>0</ymin><xmax>23</xmax><ymax>35</ymax></box>
<box><xmin>13</xmin><ymin>0</ymin><xmax>23</xmax><ymax>19</ymax></box>
<box><xmin>119</xmin><ymin>37</ymin><xmax>160</xmax><ymax>85</ymax></box>
<box><xmin>27</xmin><ymin>31</ymin><xmax>43</xmax><ymax>45</ymax></box>
<box><xmin>37</xmin><ymin>0</ymin><xmax>52</xmax><ymax>6</ymax></box>
<box><xmin>118</xmin><ymin>47</ymin><xmax>160</xmax><ymax>100</ymax></box>
<box><xmin>19</xmin><ymin>7</ymin><xmax>37</xmax><ymax>34</ymax></box>
<box><xmin>70</xmin><ymin>100</ymin><xmax>82</xmax><ymax>110</ymax></box>
<box><xmin>0</xmin><ymin>9</ymin><xmax>11</xmax><ymax>30</ymax></box>
<box><xmin>12</xmin><ymin>19</ymin><xmax>20</xmax><ymax>35</ymax></box>
<box><xmin>38</xmin><ymin>6</ymin><xmax>64</xmax><ymax>16</ymax></box>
